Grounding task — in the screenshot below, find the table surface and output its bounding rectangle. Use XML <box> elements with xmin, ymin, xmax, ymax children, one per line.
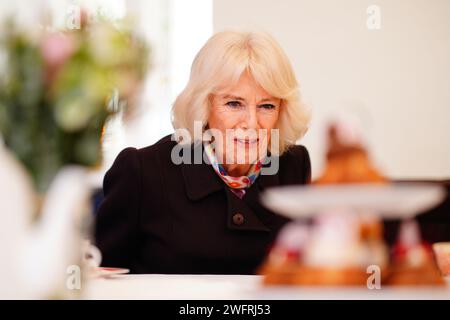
<box><xmin>83</xmin><ymin>274</ymin><xmax>450</xmax><ymax>300</ymax></box>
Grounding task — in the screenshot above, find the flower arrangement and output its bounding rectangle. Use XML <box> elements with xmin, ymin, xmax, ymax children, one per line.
<box><xmin>0</xmin><ymin>15</ymin><xmax>150</xmax><ymax>192</ymax></box>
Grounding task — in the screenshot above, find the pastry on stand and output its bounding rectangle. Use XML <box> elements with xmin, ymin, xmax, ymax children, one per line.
<box><xmin>315</xmin><ymin>120</ymin><xmax>386</xmax><ymax>184</ymax></box>
<box><xmin>387</xmin><ymin>220</ymin><xmax>444</xmax><ymax>285</ymax></box>
<box><xmin>260</xmin><ymin>211</ymin><xmax>389</xmax><ymax>286</ymax></box>
<box><xmin>260</xmin><ymin>119</ymin><xmax>445</xmax><ymax>287</ymax></box>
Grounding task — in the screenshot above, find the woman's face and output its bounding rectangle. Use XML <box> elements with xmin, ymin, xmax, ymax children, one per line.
<box><xmin>208</xmin><ymin>72</ymin><xmax>281</xmax><ymax>170</ymax></box>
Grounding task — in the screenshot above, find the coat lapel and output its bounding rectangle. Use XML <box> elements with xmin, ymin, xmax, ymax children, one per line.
<box><xmin>180</xmin><ymin>142</ymin><xmax>224</xmax><ymax>201</ymax></box>
<box><xmin>180</xmin><ymin>142</ymin><xmax>280</xmax><ymax>233</ymax></box>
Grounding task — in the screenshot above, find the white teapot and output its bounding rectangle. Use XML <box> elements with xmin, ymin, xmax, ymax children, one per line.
<box><xmin>0</xmin><ymin>142</ymin><xmax>96</xmax><ymax>298</ymax></box>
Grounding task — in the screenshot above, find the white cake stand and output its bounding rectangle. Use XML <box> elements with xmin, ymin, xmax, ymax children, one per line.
<box><xmin>261</xmin><ymin>183</ymin><xmax>447</xmax><ymax>220</ymax></box>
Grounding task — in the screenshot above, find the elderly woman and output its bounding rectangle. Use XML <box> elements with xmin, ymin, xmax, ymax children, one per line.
<box><xmin>95</xmin><ymin>31</ymin><xmax>311</xmax><ymax>274</ymax></box>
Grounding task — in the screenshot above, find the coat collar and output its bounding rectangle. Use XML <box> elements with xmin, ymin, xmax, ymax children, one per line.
<box><xmin>180</xmin><ymin>142</ymin><xmax>281</xmax><ymax>233</ymax></box>
<box><xmin>180</xmin><ymin>142</ymin><xmax>281</xmax><ymax>201</ymax></box>
<box><xmin>180</xmin><ymin>142</ymin><xmax>224</xmax><ymax>201</ymax></box>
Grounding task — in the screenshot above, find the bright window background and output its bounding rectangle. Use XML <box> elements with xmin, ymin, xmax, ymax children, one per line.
<box><xmin>98</xmin><ymin>0</ymin><xmax>213</xmax><ymax>174</ymax></box>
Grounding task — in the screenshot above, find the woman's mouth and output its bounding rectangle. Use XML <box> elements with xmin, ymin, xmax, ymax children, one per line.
<box><xmin>234</xmin><ymin>138</ymin><xmax>259</xmax><ymax>146</ymax></box>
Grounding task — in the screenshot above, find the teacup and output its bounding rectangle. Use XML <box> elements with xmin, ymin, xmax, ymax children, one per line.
<box><xmin>82</xmin><ymin>239</ymin><xmax>102</xmax><ymax>269</ymax></box>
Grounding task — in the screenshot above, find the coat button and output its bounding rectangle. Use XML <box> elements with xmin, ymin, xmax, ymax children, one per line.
<box><xmin>232</xmin><ymin>213</ymin><xmax>244</xmax><ymax>226</ymax></box>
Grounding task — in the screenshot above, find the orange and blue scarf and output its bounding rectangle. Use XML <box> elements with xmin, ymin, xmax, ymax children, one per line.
<box><xmin>203</xmin><ymin>142</ymin><xmax>263</xmax><ymax>199</ymax></box>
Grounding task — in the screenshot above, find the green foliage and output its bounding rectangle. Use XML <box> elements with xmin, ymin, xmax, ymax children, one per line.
<box><xmin>0</xmin><ymin>18</ymin><xmax>150</xmax><ymax>192</ymax></box>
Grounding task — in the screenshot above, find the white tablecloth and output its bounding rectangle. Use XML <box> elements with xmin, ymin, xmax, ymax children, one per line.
<box><xmin>84</xmin><ymin>274</ymin><xmax>450</xmax><ymax>300</ymax></box>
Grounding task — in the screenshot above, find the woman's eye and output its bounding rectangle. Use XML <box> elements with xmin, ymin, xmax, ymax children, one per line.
<box><xmin>225</xmin><ymin>101</ymin><xmax>242</xmax><ymax>108</ymax></box>
<box><xmin>259</xmin><ymin>104</ymin><xmax>275</xmax><ymax>110</ymax></box>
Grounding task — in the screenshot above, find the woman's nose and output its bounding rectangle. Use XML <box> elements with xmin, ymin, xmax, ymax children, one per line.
<box><xmin>241</xmin><ymin>106</ymin><xmax>259</xmax><ymax>129</ymax></box>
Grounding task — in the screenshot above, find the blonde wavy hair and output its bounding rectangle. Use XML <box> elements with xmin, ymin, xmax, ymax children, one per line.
<box><xmin>171</xmin><ymin>30</ymin><xmax>310</xmax><ymax>155</ymax></box>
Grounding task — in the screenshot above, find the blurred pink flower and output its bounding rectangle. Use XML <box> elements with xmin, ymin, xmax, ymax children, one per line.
<box><xmin>40</xmin><ymin>33</ymin><xmax>76</xmax><ymax>84</ymax></box>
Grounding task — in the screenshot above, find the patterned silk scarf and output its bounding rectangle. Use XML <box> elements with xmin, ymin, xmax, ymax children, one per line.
<box><xmin>203</xmin><ymin>142</ymin><xmax>263</xmax><ymax>199</ymax></box>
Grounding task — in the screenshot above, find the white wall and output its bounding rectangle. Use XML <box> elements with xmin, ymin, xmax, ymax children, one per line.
<box><xmin>213</xmin><ymin>0</ymin><xmax>450</xmax><ymax>179</ymax></box>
